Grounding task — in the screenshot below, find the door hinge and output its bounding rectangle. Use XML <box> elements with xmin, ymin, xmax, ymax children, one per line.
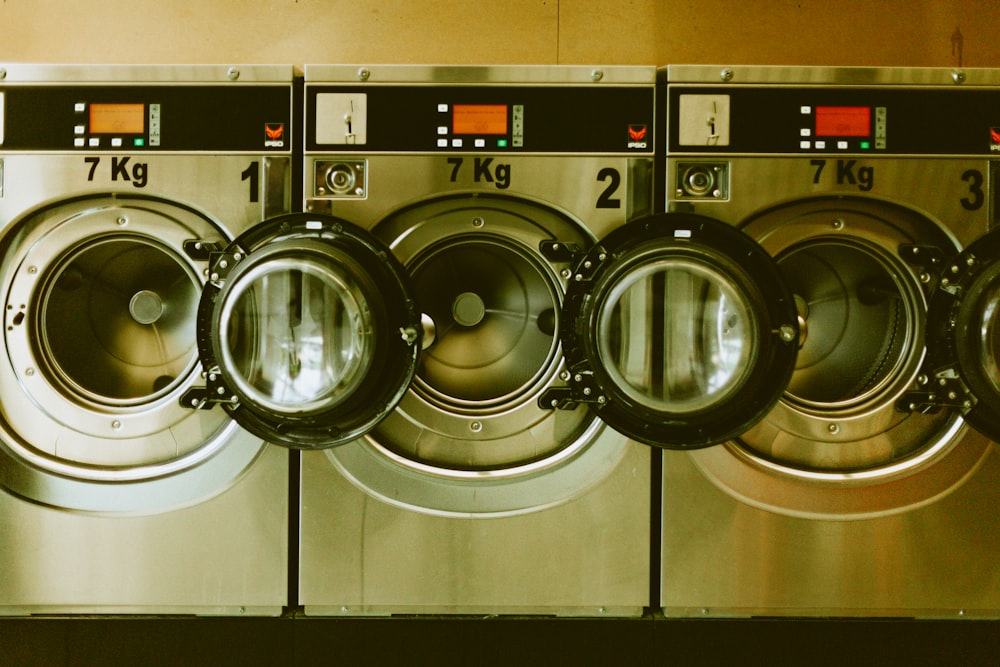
<box><xmin>538</xmin><ymin>371</ymin><xmax>607</xmax><ymax>411</ymax></box>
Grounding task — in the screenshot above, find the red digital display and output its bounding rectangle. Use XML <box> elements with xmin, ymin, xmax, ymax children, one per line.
<box><xmin>453</xmin><ymin>105</ymin><xmax>508</xmax><ymax>135</ymax></box>
<box><xmin>815</xmin><ymin>106</ymin><xmax>871</xmax><ymax>137</ymax></box>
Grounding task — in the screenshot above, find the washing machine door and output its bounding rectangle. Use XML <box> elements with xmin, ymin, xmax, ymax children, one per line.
<box><xmin>926</xmin><ymin>227</ymin><xmax>1000</xmax><ymax>442</ymax></box>
<box><xmin>555</xmin><ymin>212</ymin><xmax>800</xmax><ymax>449</ymax></box>
<box><xmin>194</xmin><ymin>213</ymin><xmax>420</xmax><ymax>449</ymax></box>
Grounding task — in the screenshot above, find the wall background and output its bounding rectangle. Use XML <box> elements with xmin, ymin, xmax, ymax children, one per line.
<box><xmin>0</xmin><ymin>1</ymin><xmax>997</xmax><ymax>69</ymax></box>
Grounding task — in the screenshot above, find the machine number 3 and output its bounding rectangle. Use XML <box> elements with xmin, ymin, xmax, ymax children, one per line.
<box><xmin>961</xmin><ymin>169</ymin><xmax>985</xmax><ymax>211</ymax></box>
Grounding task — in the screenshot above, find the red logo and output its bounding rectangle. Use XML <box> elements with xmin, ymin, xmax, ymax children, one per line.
<box><xmin>991</xmin><ymin>127</ymin><xmax>1000</xmax><ymax>146</ymax></box>
<box><xmin>629</xmin><ymin>125</ymin><xmax>648</xmax><ymax>142</ymax></box>
<box><xmin>265</xmin><ymin>123</ymin><xmax>285</xmax><ymax>146</ymax></box>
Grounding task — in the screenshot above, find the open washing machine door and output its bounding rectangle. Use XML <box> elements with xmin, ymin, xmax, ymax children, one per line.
<box><xmin>923</xmin><ymin>226</ymin><xmax>1000</xmax><ymax>442</ymax></box>
<box><xmin>551</xmin><ymin>212</ymin><xmax>800</xmax><ymax>449</ymax></box>
<box><xmin>190</xmin><ymin>213</ymin><xmax>420</xmax><ymax>450</ymax></box>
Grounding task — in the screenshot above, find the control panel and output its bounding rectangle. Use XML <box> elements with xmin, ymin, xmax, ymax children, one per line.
<box><xmin>669</xmin><ymin>86</ymin><xmax>1000</xmax><ymax>155</ymax></box>
<box><xmin>0</xmin><ymin>85</ymin><xmax>291</xmax><ymax>151</ymax></box>
<box><xmin>307</xmin><ymin>85</ymin><xmax>654</xmax><ymax>154</ymax></box>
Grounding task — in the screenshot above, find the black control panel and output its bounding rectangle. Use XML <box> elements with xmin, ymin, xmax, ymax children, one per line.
<box><xmin>306</xmin><ymin>85</ymin><xmax>654</xmax><ymax>154</ymax></box>
<box><xmin>0</xmin><ymin>85</ymin><xmax>292</xmax><ymax>151</ymax></box>
<box><xmin>668</xmin><ymin>85</ymin><xmax>1000</xmax><ymax>155</ymax></box>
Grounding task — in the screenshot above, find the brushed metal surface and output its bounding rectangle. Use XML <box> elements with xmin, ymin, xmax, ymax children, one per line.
<box><xmin>300</xmin><ymin>441</ymin><xmax>650</xmax><ymax>616</ymax></box>
<box><xmin>661</xmin><ymin>442</ymin><xmax>1000</xmax><ymax>618</ymax></box>
<box><xmin>305</xmin><ymin>64</ymin><xmax>655</xmax><ymax>85</ymax></box>
<box><xmin>0</xmin><ymin>445</ymin><xmax>288</xmax><ymax>615</ymax></box>
<box><xmin>665</xmin><ymin>65</ymin><xmax>1000</xmax><ymax>87</ymax></box>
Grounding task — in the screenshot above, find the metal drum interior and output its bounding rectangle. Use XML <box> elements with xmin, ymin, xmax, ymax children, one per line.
<box><xmin>329</xmin><ymin>195</ymin><xmax>631</xmax><ymax>516</ymax></box>
<box><xmin>691</xmin><ymin>197</ymin><xmax>991</xmax><ymax>518</ymax></box>
<box><xmin>0</xmin><ymin>196</ymin><xmax>264</xmax><ymax>512</ymax></box>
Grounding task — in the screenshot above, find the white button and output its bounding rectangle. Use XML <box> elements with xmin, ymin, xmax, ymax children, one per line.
<box><xmin>88</xmin><ymin>137</ymin><xmax>100</xmax><ymax>147</ymax></box>
<box><xmin>437</xmin><ymin>139</ymin><xmax>448</xmax><ymax>147</ymax></box>
<box><xmin>800</xmin><ymin>128</ymin><xmax>811</xmax><ymax>137</ymax></box>
<box><xmin>800</xmin><ymin>140</ymin><xmax>811</xmax><ymax>149</ymax></box>
<box><xmin>74</xmin><ymin>125</ymin><xmax>85</xmax><ymax>135</ymax></box>
<box><xmin>111</xmin><ymin>138</ymin><xmax>123</xmax><ymax>147</ymax></box>
<box><xmin>74</xmin><ymin>138</ymin><xmax>85</xmax><ymax>147</ymax></box>
<box><xmin>474</xmin><ymin>139</ymin><xmax>485</xmax><ymax>148</ymax></box>
<box><xmin>452</xmin><ymin>138</ymin><xmax>463</xmax><ymax>148</ymax></box>
<box><xmin>838</xmin><ymin>141</ymin><xmax>849</xmax><ymax>149</ymax></box>
<box><xmin>438</xmin><ymin>104</ymin><xmax>448</xmax><ymax>112</ymax></box>
<box><xmin>74</xmin><ymin>102</ymin><xmax>86</xmax><ymax>113</ymax></box>
<box><xmin>437</xmin><ymin>126</ymin><xmax>448</xmax><ymax>135</ymax></box>
<box><xmin>815</xmin><ymin>141</ymin><xmax>826</xmax><ymax>149</ymax></box>
<box><xmin>801</xmin><ymin>106</ymin><xmax>812</xmax><ymax>114</ymax></box>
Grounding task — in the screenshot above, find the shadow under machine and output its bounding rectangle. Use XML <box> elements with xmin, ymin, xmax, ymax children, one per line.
<box><xmin>0</xmin><ymin>65</ymin><xmax>293</xmax><ymax>614</ymax></box>
<box><xmin>657</xmin><ymin>65</ymin><xmax>1000</xmax><ymax>617</ymax></box>
<box><xmin>187</xmin><ymin>64</ymin><xmax>661</xmax><ymax>615</ymax></box>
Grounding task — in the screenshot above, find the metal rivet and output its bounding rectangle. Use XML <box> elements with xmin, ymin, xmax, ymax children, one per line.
<box><xmin>112</xmin><ymin>420</ymin><xmax>122</xmax><ymax>430</ymax></box>
<box><xmin>560</xmin><ymin>268</ymin><xmax>572</xmax><ymax>279</ymax></box>
<box><xmin>117</xmin><ymin>216</ymin><xmax>128</xmax><ymax>226</ymax></box>
<box><xmin>27</xmin><ymin>266</ymin><xmax>37</xmax><ymax>275</ymax></box>
<box><xmin>357</xmin><ymin>68</ymin><xmax>371</xmax><ymax>81</ymax></box>
<box><xmin>472</xmin><ymin>217</ymin><xmax>485</xmax><ymax>227</ymax></box>
<box><xmin>590</xmin><ymin>69</ymin><xmax>604</xmax><ymax>82</ymax></box>
<box><xmin>0</xmin><ymin>69</ymin><xmax>6</xmax><ymax>80</ymax></box>
<box><xmin>827</xmin><ymin>423</ymin><xmax>840</xmax><ymax>434</ymax></box>
<box><xmin>470</xmin><ymin>421</ymin><xmax>483</xmax><ymax>432</ymax></box>
<box><xmin>951</xmin><ymin>70</ymin><xmax>966</xmax><ymax>85</ymax></box>
<box><xmin>227</xmin><ymin>67</ymin><xmax>240</xmax><ymax>81</ymax></box>
<box><xmin>25</xmin><ymin>368</ymin><xmax>34</xmax><ymax>376</ymax></box>
<box><xmin>720</xmin><ymin>68</ymin><xmax>734</xmax><ymax>82</ymax></box>
<box><xmin>832</xmin><ymin>218</ymin><xmax>845</xmax><ymax>230</ymax></box>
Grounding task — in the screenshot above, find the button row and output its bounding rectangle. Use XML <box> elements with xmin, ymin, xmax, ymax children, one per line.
<box><xmin>437</xmin><ymin>138</ymin><xmax>488</xmax><ymax>148</ymax></box>
<box><xmin>73</xmin><ymin>137</ymin><xmax>143</xmax><ymax>148</ymax></box>
<box><xmin>800</xmin><ymin>140</ymin><xmax>852</xmax><ymax>150</ymax></box>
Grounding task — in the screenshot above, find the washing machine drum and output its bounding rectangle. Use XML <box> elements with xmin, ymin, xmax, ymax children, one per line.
<box><xmin>556</xmin><ymin>212</ymin><xmax>800</xmax><ymax>449</ymax></box>
<box><xmin>194</xmin><ymin>213</ymin><xmax>420</xmax><ymax>449</ymax></box>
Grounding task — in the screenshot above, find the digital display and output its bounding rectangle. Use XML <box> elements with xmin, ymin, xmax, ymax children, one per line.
<box><xmin>89</xmin><ymin>103</ymin><xmax>145</xmax><ymax>134</ymax></box>
<box><xmin>453</xmin><ymin>104</ymin><xmax>508</xmax><ymax>135</ymax></box>
<box><xmin>815</xmin><ymin>106</ymin><xmax>871</xmax><ymax>137</ymax></box>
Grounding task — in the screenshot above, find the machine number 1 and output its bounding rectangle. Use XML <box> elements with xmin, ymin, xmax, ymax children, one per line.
<box><xmin>242</xmin><ymin>161</ymin><xmax>260</xmax><ymax>203</ymax></box>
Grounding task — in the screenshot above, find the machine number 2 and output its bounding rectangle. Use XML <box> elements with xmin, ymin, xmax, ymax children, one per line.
<box><xmin>596</xmin><ymin>168</ymin><xmax>621</xmax><ymax>209</ymax></box>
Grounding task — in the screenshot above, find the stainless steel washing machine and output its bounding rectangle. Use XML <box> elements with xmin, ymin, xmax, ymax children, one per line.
<box><xmin>193</xmin><ymin>64</ymin><xmax>659</xmax><ymax>616</ymax></box>
<box><xmin>657</xmin><ymin>65</ymin><xmax>1000</xmax><ymax>618</ymax></box>
<box><xmin>0</xmin><ymin>64</ymin><xmax>293</xmax><ymax>614</ymax></box>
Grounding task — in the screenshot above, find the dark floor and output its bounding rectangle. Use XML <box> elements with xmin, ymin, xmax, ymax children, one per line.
<box><xmin>2</xmin><ymin>615</ymin><xmax>997</xmax><ymax>666</ymax></box>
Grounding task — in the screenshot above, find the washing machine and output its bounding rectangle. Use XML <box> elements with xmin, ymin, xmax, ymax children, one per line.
<box><xmin>0</xmin><ymin>64</ymin><xmax>293</xmax><ymax>614</ymax></box>
<box><xmin>188</xmin><ymin>64</ymin><xmax>659</xmax><ymax>616</ymax></box>
<box><xmin>657</xmin><ymin>65</ymin><xmax>1000</xmax><ymax>618</ymax></box>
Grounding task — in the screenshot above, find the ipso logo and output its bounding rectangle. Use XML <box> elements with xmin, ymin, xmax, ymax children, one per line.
<box><xmin>628</xmin><ymin>124</ymin><xmax>648</xmax><ymax>149</ymax></box>
<box><xmin>991</xmin><ymin>127</ymin><xmax>1000</xmax><ymax>153</ymax></box>
<box><xmin>265</xmin><ymin>123</ymin><xmax>285</xmax><ymax>148</ymax></box>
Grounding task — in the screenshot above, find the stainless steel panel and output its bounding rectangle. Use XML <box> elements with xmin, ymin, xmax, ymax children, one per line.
<box><xmin>305</xmin><ymin>64</ymin><xmax>655</xmax><ymax>85</ymax></box>
<box><xmin>307</xmin><ymin>156</ymin><xmax>653</xmax><ymax>241</ymax></box>
<box><xmin>661</xmin><ymin>441</ymin><xmax>1000</xmax><ymax>618</ymax></box>
<box><xmin>0</xmin><ymin>64</ymin><xmax>293</xmax><ymax>83</ymax></box>
<box><xmin>0</xmin><ymin>445</ymin><xmax>288</xmax><ymax>615</ymax></box>
<box><xmin>665</xmin><ymin>65</ymin><xmax>1000</xmax><ymax>87</ymax></box>
<box><xmin>299</xmin><ymin>441</ymin><xmax>650</xmax><ymax>616</ymax></box>
<box><xmin>667</xmin><ymin>158</ymin><xmax>991</xmax><ymax>248</ymax></box>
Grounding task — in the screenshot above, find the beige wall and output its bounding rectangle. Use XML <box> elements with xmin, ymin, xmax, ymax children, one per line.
<box><xmin>0</xmin><ymin>0</ymin><xmax>997</xmax><ymax>68</ymax></box>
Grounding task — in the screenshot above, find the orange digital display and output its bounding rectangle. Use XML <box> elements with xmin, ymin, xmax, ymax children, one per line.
<box><xmin>815</xmin><ymin>106</ymin><xmax>870</xmax><ymax>137</ymax></box>
<box><xmin>452</xmin><ymin>104</ymin><xmax>507</xmax><ymax>135</ymax></box>
<box><xmin>89</xmin><ymin>104</ymin><xmax>145</xmax><ymax>134</ymax></box>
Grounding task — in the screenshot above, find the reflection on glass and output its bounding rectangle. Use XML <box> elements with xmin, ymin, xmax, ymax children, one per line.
<box><xmin>598</xmin><ymin>259</ymin><xmax>754</xmax><ymax>412</ymax></box>
<box><xmin>224</xmin><ymin>259</ymin><xmax>372</xmax><ymax>413</ymax></box>
<box><xmin>978</xmin><ymin>283</ymin><xmax>1000</xmax><ymax>392</ymax></box>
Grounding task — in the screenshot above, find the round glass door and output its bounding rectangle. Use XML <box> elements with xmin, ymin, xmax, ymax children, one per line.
<box><xmin>927</xmin><ymin>227</ymin><xmax>1000</xmax><ymax>442</ymax></box>
<box><xmin>559</xmin><ymin>212</ymin><xmax>800</xmax><ymax>449</ymax></box>
<box><xmin>196</xmin><ymin>213</ymin><xmax>420</xmax><ymax>449</ymax></box>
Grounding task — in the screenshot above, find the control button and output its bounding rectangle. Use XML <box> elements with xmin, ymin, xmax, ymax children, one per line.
<box><xmin>437</xmin><ymin>126</ymin><xmax>448</xmax><ymax>135</ymax></box>
<box><xmin>800</xmin><ymin>128</ymin><xmax>811</xmax><ymax>137</ymax></box>
<box><xmin>111</xmin><ymin>138</ymin><xmax>123</xmax><ymax>147</ymax></box>
<box><xmin>74</xmin><ymin>125</ymin><xmax>85</xmax><ymax>135</ymax></box>
<box><xmin>800</xmin><ymin>140</ymin><xmax>811</xmax><ymax>149</ymax></box>
<box><xmin>74</xmin><ymin>138</ymin><xmax>85</xmax><ymax>147</ymax></box>
<box><xmin>452</xmin><ymin>138</ymin><xmax>463</xmax><ymax>148</ymax></box>
<box><xmin>74</xmin><ymin>102</ymin><xmax>86</xmax><ymax>113</ymax></box>
<box><xmin>497</xmin><ymin>139</ymin><xmax>508</xmax><ymax>147</ymax></box>
<box><xmin>88</xmin><ymin>138</ymin><xmax>100</xmax><ymax>147</ymax></box>
<box><xmin>801</xmin><ymin>106</ymin><xmax>812</xmax><ymax>114</ymax></box>
<box><xmin>133</xmin><ymin>138</ymin><xmax>145</xmax><ymax>147</ymax></box>
<box><xmin>860</xmin><ymin>141</ymin><xmax>871</xmax><ymax>150</ymax></box>
<box><xmin>438</xmin><ymin>104</ymin><xmax>449</xmax><ymax>112</ymax></box>
<box><xmin>815</xmin><ymin>141</ymin><xmax>826</xmax><ymax>149</ymax></box>
<box><xmin>437</xmin><ymin>139</ymin><xmax>448</xmax><ymax>148</ymax></box>
<box><xmin>838</xmin><ymin>141</ymin><xmax>849</xmax><ymax>149</ymax></box>
<box><xmin>474</xmin><ymin>139</ymin><xmax>485</xmax><ymax>148</ymax></box>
